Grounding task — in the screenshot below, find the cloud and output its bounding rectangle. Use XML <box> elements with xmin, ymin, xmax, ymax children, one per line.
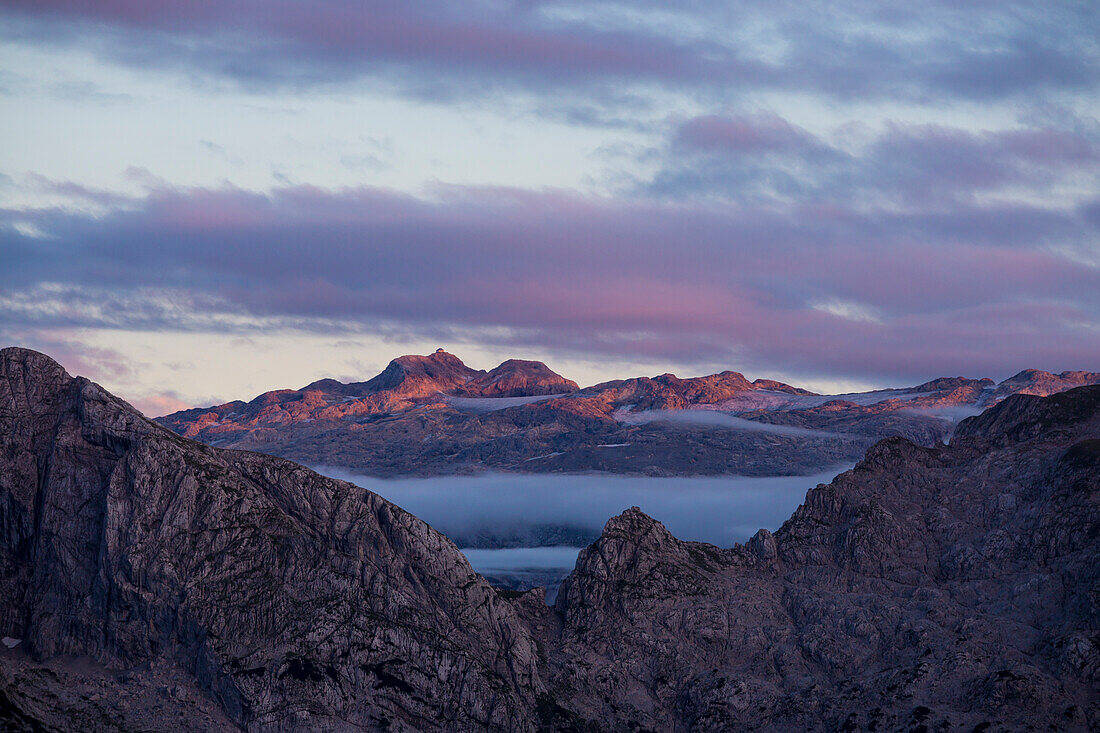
<box><xmin>812</xmin><ymin>299</ymin><xmax>884</xmax><ymax>325</ymax></box>
<box><xmin>1</xmin><ymin>0</ymin><xmax>1095</xmax><ymax>106</ymax></box>
<box><xmin>649</xmin><ymin>116</ymin><xmax>1100</xmax><ymax>204</ymax></box>
<box><xmin>1</xmin><ymin>179</ymin><xmax>1096</xmax><ymax>383</ymax></box>
<box><xmin>0</xmin><ymin>1</ymin><xmax>728</xmax><ymax>95</ymax></box>
<box><xmin>128</xmin><ymin>392</ymin><xmax>194</xmax><ymax>418</ymax></box>
<box><xmin>856</xmin><ymin>124</ymin><xmax>1099</xmax><ymax>203</ymax></box>
<box><xmin>0</xmin><ymin>330</ymin><xmax>137</xmax><ymax>385</ymax></box>
<box><xmin>674</xmin><ymin>114</ymin><xmax>823</xmax><ymax>155</ymax></box>
<box><xmin>903</xmin><ymin>405</ymin><xmax>986</xmax><ymax>423</ymax></box>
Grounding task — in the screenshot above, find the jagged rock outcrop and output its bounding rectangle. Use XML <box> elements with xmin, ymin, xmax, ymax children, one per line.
<box><xmin>159</xmin><ymin>353</ymin><xmax>1100</xmax><ymax>479</ymax></box>
<box><xmin>0</xmin><ymin>347</ymin><xmax>542</xmax><ymax>732</ymax></box>
<box><xmin>542</xmin><ymin>386</ymin><xmax>1100</xmax><ymax>731</ymax></box>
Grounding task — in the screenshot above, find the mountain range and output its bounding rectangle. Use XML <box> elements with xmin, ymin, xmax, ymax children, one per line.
<box><xmin>159</xmin><ymin>349</ymin><xmax>1100</xmax><ymax>477</ymax></box>
<box><xmin>1</xmin><ymin>346</ymin><xmax>1097</xmax><ymax>731</ymax></box>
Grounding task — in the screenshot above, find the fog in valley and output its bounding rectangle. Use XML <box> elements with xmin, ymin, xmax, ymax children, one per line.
<box><xmin>315</xmin><ymin>466</ymin><xmax>852</xmax><ymax>594</ymax></box>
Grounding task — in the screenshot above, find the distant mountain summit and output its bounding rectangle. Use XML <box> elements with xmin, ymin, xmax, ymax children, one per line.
<box><xmin>167</xmin><ymin>350</ymin><xmax>578</xmax><ymax>439</ymax></box>
<box><xmin>359</xmin><ymin>348</ymin><xmax>485</xmax><ymax>396</ymax></box>
<box><xmin>989</xmin><ymin>368</ymin><xmax>1100</xmax><ymax>403</ymax></box>
<box><xmin>157</xmin><ymin>350</ymin><xmax>1100</xmax><ymax>478</ymax></box>
<box><xmin>453</xmin><ymin>358</ymin><xmax>580</xmax><ymax>398</ymax></box>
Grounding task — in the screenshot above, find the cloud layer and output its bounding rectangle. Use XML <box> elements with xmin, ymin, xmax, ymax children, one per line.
<box><xmin>3</xmin><ymin>168</ymin><xmax>1096</xmax><ymax>383</ymax></box>
<box><xmin>3</xmin><ymin>0</ymin><xmax>1097</xmax><ymax>107</ymax></box>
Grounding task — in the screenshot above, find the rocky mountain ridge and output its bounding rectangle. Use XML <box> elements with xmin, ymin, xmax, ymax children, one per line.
<box><xmin>1</xmin><ymin>347</ymin><xmax>1098</xmax><ymax>731</ymax></box>
<box><xmin>541</xmin><ymin>385</ymin><xmax>1100</xmax><ymax>730</ymax></box>
<box><xmin>0</xmin><ymin>347</ymin><xmax>541</xmax><ymax>731</ymax></box>
<box><xmin>158</xmin><ymin>351</ymin><xmax>1100</xmax><ymax>478</ymax></box>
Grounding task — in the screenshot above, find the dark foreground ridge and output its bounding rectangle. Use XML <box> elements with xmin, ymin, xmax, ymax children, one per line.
<box><xmin>0</xmin><ymin>347</ymin><xmax>541</xmax><ymax>731</ymax></box>
<box><xmin>1</xmin><ymin>346</ymin><xmax>1098</xmax><ymax>731</ymax></box>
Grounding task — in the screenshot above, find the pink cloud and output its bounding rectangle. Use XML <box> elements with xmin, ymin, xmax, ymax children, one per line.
<box><xmin>128</xmin><ymin>392</ymin><xmax>194</xmax><ymax>418</ymax></box>
<box><xmin>6</xmin><ymin>181</ymin><xmax>1097</xmax><ymax>384</ymax></box>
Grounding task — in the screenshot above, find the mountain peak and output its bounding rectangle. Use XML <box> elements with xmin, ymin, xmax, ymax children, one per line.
<box><xmin>0</xmin><ymin>346</ymin><xmax>70</xmax><ymax>380</ymax></box>
<box><xmin>453</xmin><ymin>358</ymin><xmax>579</xmax><ymax>398</ymax></box>
<box><xmin>593</xmin><ymin>506</ymin><xmax>680</xmax><ymax>557</ymax></box>
<box><xmin>1</xmin><ymin>347</ymin><xmax>81</xmax><ymax>420</ymax></box>
<box><xmin>912</xmin><ymin>375</ymin><xmax>993</xmax><ymax>392</ymax></box>
<box><xmin>991</xmin><ymin>368</ymin><xmax>1100</xmax><ymax>403</ymax></box>
<box><xmin>391</xmin><ymin>348</ymin><xmax>467</xmax><ymax>368</ymax></box>
<box><xmin>363</xmin><ymin>350</ymin><xmax>484</xmax><ymax>396</ymax></box>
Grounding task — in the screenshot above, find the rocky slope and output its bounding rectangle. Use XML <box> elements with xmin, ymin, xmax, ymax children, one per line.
<box><xmin>0</xmin><ymin>347</ymin><xmax>543</xmax><ymax>731</ymax></box>
<box><xmin>159</xmin><ymin>352</ymin><xmax>1099</xmax><ymax>478</ymax></box>
<box><xmin>2</xmin><ymin>348</ymin><xmax>1098</xmax><ymax>731</ymax></box>
<box><xmin>542</xmin><ymin>385</ymin><xmax>1100</xmax><ymax>731</ymax></box>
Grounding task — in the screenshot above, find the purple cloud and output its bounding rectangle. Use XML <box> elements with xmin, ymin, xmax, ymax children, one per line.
<box><xmin>861</xmin><ymin>124</ymin><xmax>1099</xmax><ymax>202</ymax></box>
<box><xmin>650</xmin><ymin>116</ymin><xmax>1100</xmax><ymax>206</ymax></box>
<box><xmin>675</xmin><ymin>114</ymin><xmax>821</xmax><ymax>155</ymax></box>
<box><xmin>1</xmin><ymin>0</ymin><xmax>1095</xmax><ymax>104</ymax></box>
<box><xmin>2</xmin><ymin>180</ymin><xmax>1096</xmax><ymax>384</ymax></box>
<box><xmin>0</xmin><ymin>0</ymin><xmax>731</xmax><ymax>93</ymax></box>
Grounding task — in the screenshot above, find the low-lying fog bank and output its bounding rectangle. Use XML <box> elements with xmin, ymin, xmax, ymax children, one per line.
<box><xmin>460</xmin><ymin>546</ymin><xmax>584</xmax><ymax>603</ymax></box>
<box><xmin>330</xmin><ymin>467</ymin><xmax>855</xmax><ymax>600</ymax></box>
<box><xmin>315</xmin><ymin>466</ymin><xmax>851</xmax><ymax>548</ymax></box>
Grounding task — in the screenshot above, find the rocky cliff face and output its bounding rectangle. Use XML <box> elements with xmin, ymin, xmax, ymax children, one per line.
<box><xmin>0</xmin><ymin>347</ymin><xmax>543</xmax><ymax>732</ymax></box>
<box><xmin>545</xmin><ymin>386</ymin><xmax>1100</xmax><ymax>731</ymax></box>
<box><xmin>158</xmin><ymin>353</ymin><xmax>1100</xmax><ymax>479</ymax></box>
<box><xmin>3</xmin><ymin>348</ymin><xmax>1098</xmax><ymax>732</ymax></box>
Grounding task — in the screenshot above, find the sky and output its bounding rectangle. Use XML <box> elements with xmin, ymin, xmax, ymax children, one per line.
<box><xmin>1</xmin><ymin>1</ymin><xmax>1098</xmax><ymax>416</ymax></box>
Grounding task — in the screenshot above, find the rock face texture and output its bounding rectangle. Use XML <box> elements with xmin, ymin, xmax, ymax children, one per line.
<box><xmin>2</xmin><ymin>347</ymin><xmax>1098</xmax><ymax>732</ymax></box>
<box><xmin>546</xmin><ymin>386</ymin><xmax>1100</xmax><ymax>731</ymax></box>
<box><xmin>158</xmin><ymin>352</ymin><xmax>1100</xmax><ymax>478</ymax></box>
<box><xmin>0</xmin><ymin>347</ymin><xmax>542</xmax><ymax>732</ymax></box>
